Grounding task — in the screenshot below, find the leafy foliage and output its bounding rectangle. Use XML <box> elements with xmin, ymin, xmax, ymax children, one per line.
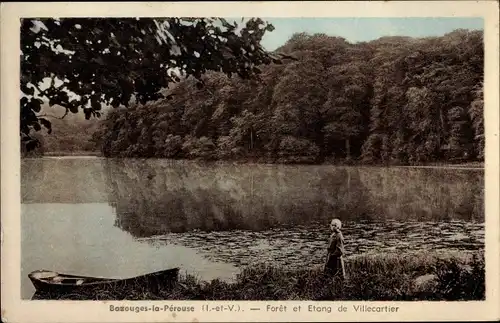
<box><xmin>21</xmin><ymin>17</ymin><xmax>286</xmax><ymax>150</ymax></box>
<box><xmin>97</xmin><ymin>29</ymin><xmax>483</xmax><ymax>164</ymax></box>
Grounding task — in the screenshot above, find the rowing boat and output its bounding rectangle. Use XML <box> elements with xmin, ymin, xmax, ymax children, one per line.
<box><xmin>28</xmin><ymin>268</ymin><xmax>179</xmax><ymax>294</ymax></box>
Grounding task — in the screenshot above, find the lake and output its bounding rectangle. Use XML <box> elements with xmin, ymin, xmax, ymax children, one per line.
<box><xmin>21</xmin><ymin>157</ymin><xmax>484</xmax><ymax>299</ymax></box>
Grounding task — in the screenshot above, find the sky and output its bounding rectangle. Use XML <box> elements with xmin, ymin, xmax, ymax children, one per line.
<box><xmin>255</xmin><ymin>18</ymin><xmax>484</xmax><ymax>51</ymax></box>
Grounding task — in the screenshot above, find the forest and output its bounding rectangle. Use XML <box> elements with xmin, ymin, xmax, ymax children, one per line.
<box><xmin>42</xmin><ymin>29</ymin><xmax>484</xmax><ymax>165</ymax></box>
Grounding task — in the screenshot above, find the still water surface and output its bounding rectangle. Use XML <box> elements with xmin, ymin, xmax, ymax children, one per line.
<box><xmin>21</xmin><ymin>157</ymin><xmax>484</xmax><ymax>299</ymax></box>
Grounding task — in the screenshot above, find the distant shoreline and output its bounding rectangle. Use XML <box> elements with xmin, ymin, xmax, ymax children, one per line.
<box><xmin>25</xmin><ymin>153</ymin><xmax>485</xmax><ymax>169</ymax></box>
<box><xmin>43</xmin><ymin>151</ymin><xmax>102</xmax><ymax>157</ymax></box>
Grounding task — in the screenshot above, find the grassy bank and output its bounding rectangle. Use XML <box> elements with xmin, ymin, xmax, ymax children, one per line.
<box><xmin>34</xmin><ymin>251</ymin><xmax>484</xmax><ymax>301</ymax></box>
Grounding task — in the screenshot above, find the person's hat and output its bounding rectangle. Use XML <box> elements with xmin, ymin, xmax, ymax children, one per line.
<box><xmin>330</xmin><ymin>218</ymin><xmax>342</xmax><ymax>230</ymax></box>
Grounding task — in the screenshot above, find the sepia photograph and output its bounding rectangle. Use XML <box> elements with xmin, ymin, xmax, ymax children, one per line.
<box><xmin>2</xmin><ymin>1</ymin><xmax>499</xmax><ymax>323</ymax></box>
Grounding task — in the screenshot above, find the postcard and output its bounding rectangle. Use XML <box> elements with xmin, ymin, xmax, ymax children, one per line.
<box><xmin>1</xmin><ymin>1</ymin><xmax>499</xmax><ymax>322</ymax></box>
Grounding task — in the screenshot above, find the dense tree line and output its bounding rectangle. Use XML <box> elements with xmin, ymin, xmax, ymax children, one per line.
<box><xmin>96</xmin><ymin>29</ymin><xmax>484</xmax><ymax>164</ymax></box>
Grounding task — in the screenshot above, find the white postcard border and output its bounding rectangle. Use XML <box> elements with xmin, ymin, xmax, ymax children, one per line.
<box><xmin>1</xmin><ymin>1</ymin><xmax>499</xmax><ymax>322</ymax></box>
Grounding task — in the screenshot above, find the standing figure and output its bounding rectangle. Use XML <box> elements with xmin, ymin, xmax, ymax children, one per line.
<box><xmin>324</xmin><ymin>218</ymin><xmax>346</xmax><ymax>279</ymax></box>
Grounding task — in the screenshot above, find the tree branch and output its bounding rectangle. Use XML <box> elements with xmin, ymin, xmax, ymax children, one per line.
<box><xmin>32</xmin><ymin>83</ymin><xmax>47</xmax><ymax>97</ymax></box>
<box><xmin>205</xmin><ymin>87</ymin><xmax>214</xmax><ymax>96</ymax></box>
<box><xmin>37</xmin><ymin>108</ymin><xmax>68</xmax><ymax>120</ymax></box>
<box><xmin>50</xmin><ymin>74</ymin><xmax>56</xmax><ymax>88</ymax></box>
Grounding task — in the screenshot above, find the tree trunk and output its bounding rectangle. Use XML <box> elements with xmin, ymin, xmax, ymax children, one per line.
<box><xmin>345</xmin><ymin>138</ymin><xmax>351</xmax><ymax>160</ymax></box>
<box><xmin>250</xmin><ymin>129</ymin><xmax>254</xmax><ymax>151</ymax></box>
<box><xmin>438</xmin><ymin>107</ymin><xmax>446</xmax><ymax>156</ymax></box>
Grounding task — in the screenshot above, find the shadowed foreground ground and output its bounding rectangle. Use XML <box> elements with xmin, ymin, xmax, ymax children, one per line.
<box><xmin>33</xmin><ymin>251</ymin><xmax>484</xmax><ymax>301</ymax></box>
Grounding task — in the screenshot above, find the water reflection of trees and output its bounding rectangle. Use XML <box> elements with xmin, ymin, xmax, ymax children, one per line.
<box><xmin>103</xmin><ymin>160</ymin><xmax>484</xmax><ymax>238</ymax></box>
<box><xmin>357</xmin><ymin>168</ymin><xmax>484</xmax><ymax>222</ymax></box>
<box><xmin>104</xmin><ymin>160</ymin><xmax>376</xmax><ymax>237</ymax></box>
<box><xmin>22</xmin><ymin>158</ymin><xmax>108</xmax><ymax>204</ymax></box>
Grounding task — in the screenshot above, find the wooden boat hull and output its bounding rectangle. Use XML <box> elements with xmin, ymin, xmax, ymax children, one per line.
<box><xmin>29</xmin><ymin>268</ymin><xmax>179</xmax><ymax>295</ymax></box>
